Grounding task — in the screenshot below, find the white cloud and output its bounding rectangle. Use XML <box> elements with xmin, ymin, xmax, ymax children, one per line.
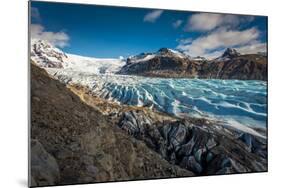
<box><xmin>186</xmin><ymin>13</ymin><xmax>253</xmax><ymax>32</ymax></box>
<box><xmin>236</xmin><ymin>42</ymin><xmax>267</xmax><ymax>54</ymax></box>
<box><xmin>31</xmin><ymin>7</ymin><xmax>41</xmax><ymax>22</ymax></box>
<box><xmin>30</xmin><ymin>24</ymin><xmax>69</xmax><ymax>48</ymax></box>
<box><xmin>173</xmin><ymin>20</ymin><xmax>183</xmax><ymax>28</ymax></box>
<box><xmin>203</xmin><ymin>41</ymin><xmax>266</xmax><ymax>59</ymax></box>
<box><xmin>144</xmin><ymin>10</ymin><xmax>163</xmax><ymax>23</ymax></box>
<box><xmin>177</xmin><ymin>38</ymin><xmax>192</xmax><ymax>45</ymax></box>
<box><xmin>203</xmin><ymin>50</ymin><xmax>226</xmax><ymax>59</ymax></box>
<box><xmin>177</xmin><ymin>27</ymin><xmax>264</xmax><ymax>59</ymax></box>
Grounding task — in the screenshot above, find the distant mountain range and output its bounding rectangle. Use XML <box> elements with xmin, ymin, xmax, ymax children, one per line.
<box><xmin>118</xmin><ymin>47</ymin><xmax>267</xmax><ymax>80</ymax></box>
<box><xmin>31</xmin><ymin>39</ymin><xmax>267</xmax><ymax>80</ymax></box>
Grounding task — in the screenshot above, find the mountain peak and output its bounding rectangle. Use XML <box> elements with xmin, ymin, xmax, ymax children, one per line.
<box><xmin>222</xmin><ymin>48</ymin><xmax>240</xmax><ymax>58</ymax></box>
<box><xmin>157</xmin><ymin>48</ymin><xmax>187</xmax><ymax>59</ymax></box>
<box><xmin>31</xmin><ymin>39</ymin><xmax>68</xmax><ymax>68</ymax></box>
<box><xmin>157</xmin><ymin>48</ymin><xmax>172</xmax><ymax>54</ymax></box>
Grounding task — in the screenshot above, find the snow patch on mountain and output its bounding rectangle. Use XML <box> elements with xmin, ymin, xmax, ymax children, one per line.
<box><xmin>166</xmin><ymin>49</ymin><xmax>186</xmax><ymax>58</ymax></box>
<box><xmin>191</xmin><ymin>56</ymin><xmax>208</xmax><ymax>61</ymax></box>
<box><xmin>127</xmin><ymin>54</ymin><xmax>156</xmax><ymax>64</ymax></box>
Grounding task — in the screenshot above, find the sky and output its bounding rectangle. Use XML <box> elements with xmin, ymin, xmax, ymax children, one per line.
<box><xmin>30</xmin><ymin>1</ymin><xmax>267</xmax><ymax>59</ymax></box>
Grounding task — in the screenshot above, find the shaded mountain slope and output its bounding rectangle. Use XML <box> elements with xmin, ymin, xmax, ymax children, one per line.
<box><xmin>203</xmin><ymin>53</ymin><xmax>267</xmax><ymax>80</ymax></box>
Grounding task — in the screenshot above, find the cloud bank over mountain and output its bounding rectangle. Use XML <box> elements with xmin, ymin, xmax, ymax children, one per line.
<box><xmin>177</xmin><ymin>13</ymin><xmax>266</xmax><ymax>58</ymax></box>
<box><xmin>30</xmin><ymin>24</ymin><xmax>69</xmax><ymax>48</ymax></box>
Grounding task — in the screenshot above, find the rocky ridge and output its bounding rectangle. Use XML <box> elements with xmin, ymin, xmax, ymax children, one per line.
<box><xmin>118</xmin><ymin>48</ymin><xmax>267</xmax><ymax>80</ymax></box>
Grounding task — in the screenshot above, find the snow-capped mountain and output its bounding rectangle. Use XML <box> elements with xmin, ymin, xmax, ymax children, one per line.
<box><xmin>31</xmin><ymin>39</ymin><xmax>126</xmax><ymax>74</ymax></box>
<box><xmin>213</xmin><ymin>48</ymin><xmax>241</xmax><ymax>62</ymax></box>
<box><xmin>126</xmin><ymin>48</ymin><xmax>188</xmax><ymax>64</ymax></box>
<box><xmin>156</xmin><ymin>48</ymin><xmax>187</xmax><ymax>58</ymax></box>
<box><xmin>127</xmin><ymin>53</ymin><xmax>155</xmax><ymax>64</ymax></box>
<box><xmin>31</xmin><ymin>39</ymin><xmax>68</xmax><ymax>68</ymax></box>
<box><xmin>125</xmin><ymin>48</ymin><xmax>209</xmax><ymax>64</ymax></box>
<box><xmin>222</xmin><ymin>48</ymin><xmax>241</xmax><ymax>58</ymax></box>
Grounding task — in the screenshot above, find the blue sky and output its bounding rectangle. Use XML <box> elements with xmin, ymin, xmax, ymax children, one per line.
<box><xmin>30</xmin><ymin>1</ymin><xmax>267</xmax><ymax>59</ymax></box>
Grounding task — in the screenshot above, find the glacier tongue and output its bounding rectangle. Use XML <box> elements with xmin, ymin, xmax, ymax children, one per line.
<box><xmin>64</xmin><ymin>54</ymin><xmax>126</xmax><ymax>75</ymax></box>
<box><xmin>47</xmin><ymin>68</ymin><xmax>267</xmax><ymax>138</ymax></box>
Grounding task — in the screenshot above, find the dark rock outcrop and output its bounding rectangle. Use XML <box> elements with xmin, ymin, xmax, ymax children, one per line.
<box><xmin>221</xmin><ymin>48</ymin><xmax>241</xmax><ymax>58</ymax></box>
<box><xmin>118</xmin><ymin>110</ymin><xmax>267</xmax><ymax>175</ymax></box>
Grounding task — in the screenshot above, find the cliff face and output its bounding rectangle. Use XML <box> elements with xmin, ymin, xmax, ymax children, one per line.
<box><xmin>30</xmin><ymin>63</ymin><xmax>193</xmax><ymax>187</ymax></box>
<box><xmin>118</xmin><ymin>48</ymin><xmax>267</xmax><ymax>80</ymax></box>
<box><xmin>201</xmin><ymin>54</ymin><xmax>267</xmax><ymax>80</ymax></box>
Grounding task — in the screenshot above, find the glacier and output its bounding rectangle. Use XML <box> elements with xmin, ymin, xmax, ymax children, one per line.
<box><xmin>47</xmin><ymin>68</ymin><xmax>267</xmax><ymax>137</ymax></box>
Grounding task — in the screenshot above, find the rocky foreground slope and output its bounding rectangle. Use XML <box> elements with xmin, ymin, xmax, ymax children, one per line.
<box><xmin>118</xmin><ymin>48</ymin><xmax>267</xmax><ymax>80</ymax></box>
<box><xmin>31</xmin><ymin>62</ymin><xmax>267</xmax><ymax>187</ymax></box>
<box><xmin>30</xmin><ymin>63</ymin><xmax>193</xmax><ymax>187</ymax></box>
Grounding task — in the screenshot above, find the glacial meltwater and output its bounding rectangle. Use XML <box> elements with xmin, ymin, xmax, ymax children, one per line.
<box><xmin>50</xmin><ymin>69</ymin><xmax>267</xmax><ymax>137</ymax></box>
